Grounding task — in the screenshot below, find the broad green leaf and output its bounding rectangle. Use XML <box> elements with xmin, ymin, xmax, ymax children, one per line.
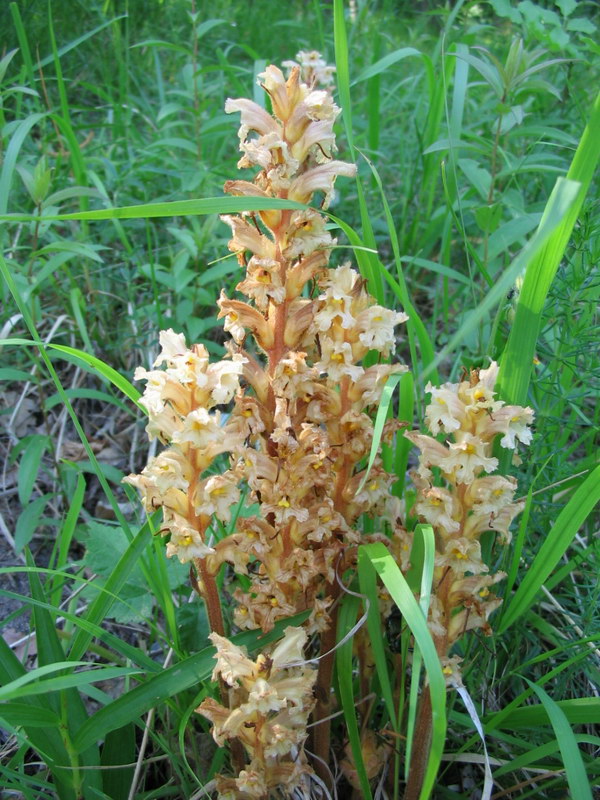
<box><xmin>0</xmin><ymin>702</ymin><xmax>61</xmax><ymax>728</ymax></box>
<box><xmin>0</xmin><ymin>660</ymin><xmax>89</xmax><ymax>699</ymax></box>
<box><xmin>352</xmin><ymin>47</ymin><xmax>423</xmax><ymax>84</ymax></box>
<box><xmin>0</xmin><ymin>665</ymin><xmax>142</xmax><ymax>701</ymax></box>
<box><xmin>357</xmin><ymin>549</ymin><xmax>398</xmax><ymax>730</ymax></box>
<box><xmin>18</xmin><ymin>435</ymin><xmax>49</xmax><ymax>505</ymax></box>
<box><xmin>101</xmin><ymin>723</ymin><xmax>136</xmax><ymax>800</ymax></box>
<box><xmin>14</xmin><ymin>494</ymin><xmax>50</xmax><ymax>553</ymax></box>
<box><xmin>405</xmin><ymin>525</ymin><xmax>436</xmax><ymax>781</ymax></box>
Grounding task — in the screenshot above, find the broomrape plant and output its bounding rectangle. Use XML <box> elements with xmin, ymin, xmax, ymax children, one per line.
<box><xmin>126</xmin><ymin>52</ymin><xmax>533</xmax><ymax>800</ymax></box>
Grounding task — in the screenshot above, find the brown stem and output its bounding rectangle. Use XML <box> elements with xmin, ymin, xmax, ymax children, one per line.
<box><xmin>192</xmin><ymin>557</ymin><xmax>246</xmax><ymax>772</ymax></box>
<box><xmin>404</xmin><ymin>689</ymin><xmax>432</xmax><ymax>800</ymax></box>
<box><xmin>310</xmin><ymin>579</ymin><xmax>341</xmax><ymax>787</ymax></box>
<box><xmin>194</xmin><ymin>558</ymin><xmax>225</xmax><ymax>636</ymax></box>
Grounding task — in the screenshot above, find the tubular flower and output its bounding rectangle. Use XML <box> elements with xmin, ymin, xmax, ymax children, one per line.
<box><xmin>404</xmin><ymin>363</ymin><xmax>533</xmax><ymax>681</ymax></box>
<box><xmin>127</xmin><ymin>52</ymin><xmax>408</xmax><ymax>796</ymax></box>
<box><xmin>197</xmin><ymin>627</ymin><xmax>316</xmax><ymax>799</ymax></box>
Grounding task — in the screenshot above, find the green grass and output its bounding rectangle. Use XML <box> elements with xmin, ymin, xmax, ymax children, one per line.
<box><xmin>0</xmin><ymin>0</ymin><xmax>598</xmax><ymax>798</ymax></box>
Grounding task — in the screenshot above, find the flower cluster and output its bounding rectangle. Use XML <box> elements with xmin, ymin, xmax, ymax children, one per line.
<box><xmin>124</xmin><ymin>331</ymin><xmax>245</xmax><ymax>563</ymax></box>
<box><xmin>198</xmin><ymin>627</ymin><xmax>316</xmax><ymax>799</ymax></box>
<box><xmin>126</xmin><ymin>52</ymin><xmax>408</xmax><ymax>796</ymax></box>
<box><xmin>405</xmin><ymin>363</ymin><xmax>534</xmax><ymax>682</ymax></box>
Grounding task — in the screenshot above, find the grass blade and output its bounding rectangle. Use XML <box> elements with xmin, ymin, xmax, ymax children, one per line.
<box><xmin>0</xmin><ymin>196</ymin><xmax>305</xmax><ymax>223</ymax></box>
<box><xmin>497</xmin><ymin>91</ymin><xmax>600</xmax><ymax>405</ymax></box>
<box><xmin>356</xmin><ymin>372</ymin><xmax>404</xmax><ymax>494</ymax></box>
<box><xmin>360</xmin><ymin>542</ymin><xmax>446</xmax><ymax>800</ymax></box>
<box><xmin>425</xmin><ymin>176</ymin><xmax>580</xmax><ymax>379</ymax></box>
<box><xmin>357</xmin><ymin>550</ymin><xmax>397</xmax><ymax>730</ymax></box>
<box><xmin>498</xmin><ymin>465</ymin><xmax>600</xmax><ymax>633</ymax></box>
<box><xmin>0</xmin><ymin>112</ymin><xmax>45</xmax><ymax>216</ymax></box>
<box><xmin>72</xmin><ymin>612</ymin><xmax>309</xmax><ymax>754</ymax></box>
<box><xmin>336</xmin><ymin>593</ymin><xmax>374</xmax><ymax>800</ymax></box>
<box><xmin>523</xmin><ymin>679</ymin><xmax>594</xmax><ymax>800</ymax></box>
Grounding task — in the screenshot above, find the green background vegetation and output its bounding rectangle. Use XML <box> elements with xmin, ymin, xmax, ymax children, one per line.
<box><xmin>0</xmin><ymin>0</ymin><xmax>598</xmax><ymax>798</ymax></box>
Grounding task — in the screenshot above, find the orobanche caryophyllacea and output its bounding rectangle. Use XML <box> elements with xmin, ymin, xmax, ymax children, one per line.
<box><xmin>126</xmin><ymin>51</ymin><xmax>408</xmax><ymax>798</ymax></box>
<box><xmin>126</xmin><ymin>50</ymin><xmax>534</xmax><ymax>800</ymax></box>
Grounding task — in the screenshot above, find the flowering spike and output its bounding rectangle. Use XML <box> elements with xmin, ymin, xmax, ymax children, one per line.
<box><xmin>126</xmin><ymin>51</ymin><xmax>409</xmax><ymax>795</ymax></box>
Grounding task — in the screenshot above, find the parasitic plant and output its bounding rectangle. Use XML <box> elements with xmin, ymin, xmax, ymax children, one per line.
<box><xmin>126</xmin><ymin>50</ymin><xmax>534</xmax><ymax>800</ymax></box>
<box><xmin>126</xmin><ymin>52</ymin><xmax>408</xmax><ymax>798</ymax></box>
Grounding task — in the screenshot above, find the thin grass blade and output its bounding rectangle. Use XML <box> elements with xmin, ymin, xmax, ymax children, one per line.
<box><xmin>498</xmin><ymin>465</ymin><xmax>600</xmax><ymax>633</ymax></box>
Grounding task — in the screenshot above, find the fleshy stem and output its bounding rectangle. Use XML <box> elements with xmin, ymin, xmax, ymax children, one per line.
<box><xmin>312</xmin><ymin>374</ymin><xmax>351</xmax><ymax>781</ymax></box>
<box><xmin>404</xmin><ymin>690</ymin><xmax>432</xmax><ymax>800</ymax></box>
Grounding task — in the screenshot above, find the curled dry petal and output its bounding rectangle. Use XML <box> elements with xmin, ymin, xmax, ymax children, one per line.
<box><xmin>224</xmin><ymin>97</ymin><xmax>280</xmax><ymax>138</ymax></box>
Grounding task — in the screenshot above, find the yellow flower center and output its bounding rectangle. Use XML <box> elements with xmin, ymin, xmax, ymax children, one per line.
<box><xmin>479</xmin><ymin>587</ymin><xmax>490</xmax><ymax>598</ymax></box>
<box><xmin>210</xmin><ymin>487</ymin><xmax>228</xmax><ymax>496</ymax></box>
<box><xmin>277</xmin><ymin>498</ymin><xmax>290</xmax><ymax>508</ymax></box>
<box><xmin>180</xmin><ymin>534</ymin><xmax>193</xmax><ymax>547</ymax></box>
<box><xmin>442</xmin><ymin>665</ymin><xmax>453</xmax><ymax>675</ymax></box>
<box><xmin>511</xmin><ymin>415</ymin><xmax>521</xmax><ymax>422</ymax></box>
<box><xmin>465</xmin><ymin>444</ymin><xmax>477</xmax><ymax>455</ymax></box>
<box><xmin>331</xmin><ymin>353</ymin><xmax>344</xmax><ymax>362</ymax></box>
<box><xmin>493</xmin><ymin>488</ymin><xmax>504</xmax><ymax>497</ymax></box>
<box><xmin>368</xmin><ymin>481</ymin><xmax>379</xmax><ymax>491</ymax></box>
